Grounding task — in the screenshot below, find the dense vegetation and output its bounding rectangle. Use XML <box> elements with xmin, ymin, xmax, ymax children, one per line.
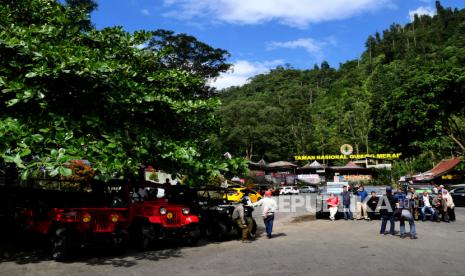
<box><xmin>0</xmin><ymin>0</ymin><xmax>247</xmax><ymax>183</ymax></box>
<box><xmin>218</xmin><ymin>1</ymin><xmax>465</xmax><ymax>172</ymax></box>
<box><xmin>1</xmin><ymin>0</ymin><xmax>464</xmax><ymax>184</ymax></box>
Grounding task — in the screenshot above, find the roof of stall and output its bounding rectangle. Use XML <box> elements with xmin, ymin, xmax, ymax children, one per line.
<box><xmin>413</xmin><ymin>157</ymin><xmax>462</xmax><ymax>181</ymax></box>
<box><xmin>267</xmin><ymin>161</ymin><xmax>298</xmax><ymax>168</ymax></box>
<box><xmin>301</xmin><ymin>160</ymin><xmax>327</xmax><ymax>169</ymax></box>
<box><xmin>331</xmin><ymin>161</ymin><xmax>370</xmax><ymax>171</ymax></box>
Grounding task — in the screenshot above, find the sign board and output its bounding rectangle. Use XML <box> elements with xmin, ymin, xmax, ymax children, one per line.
<box><xmin>340</xmin><ymin>144</ymin><xmax>353</xmax><ymax>155</ymax></box>
<box><xmin>294</xmin><ymin>153</ymin><xmax>402</xmax><ymax>161</ymax></box>
<box><xmin>326</xmin><ymin>182</ymin><xmax>348</xmax><ymax>194</ymax></box>
<box><xmin>297</xmin><ymin>174</ymin><xmax>320</xmax><ymax>184</ymax></box>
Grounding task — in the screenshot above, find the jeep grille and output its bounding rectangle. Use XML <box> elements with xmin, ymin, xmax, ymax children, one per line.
<box><xmin>165</xmin><ymin>210</ymin><xmax>182</xmax><ymax>225</ymax></box>
<box><xmin>90</xmin><ymin>214</ymin><xmax>114</xmax><ymax>233</ymax></box>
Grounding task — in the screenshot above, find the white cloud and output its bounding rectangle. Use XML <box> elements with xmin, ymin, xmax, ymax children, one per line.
<box><xmin>210</xmin><ymin>60</ymin><xmax>284</xmax><ymax>89</ymax></box>
<box><xmin>267</xmin><ymin>37</ymin><xmax>335</xmax><ymax>61</ymax></box>
<box><xmin>162</xmin><ymin>0</ymin><xmax>391</xmax><ymax>28</ymax></box>
<box><xmin>408</xmin><ymin>6</ymin><xmax>436</xmax><ymax>21</ymax></box>
<box><xmin>141</xmin><ymin>9</ymin><xmax>150</xmax><ymax>16</ymax></box>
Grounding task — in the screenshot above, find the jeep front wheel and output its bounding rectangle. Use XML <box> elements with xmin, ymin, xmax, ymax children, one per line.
<box><xmin>134</xmin><ymin>224</ymin><xmax>153</xmax><ymax>251</ymax></box>
<box><xmin>51</xmin><ymin>228</ymin><xmax>75</xmax><ymax>261</ymax></box>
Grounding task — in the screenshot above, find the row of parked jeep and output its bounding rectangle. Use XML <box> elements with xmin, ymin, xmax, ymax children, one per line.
<box><xmin>0</xmin><ymin>180</ymin><xmax>257</xmax><ymax>261</ymax></box>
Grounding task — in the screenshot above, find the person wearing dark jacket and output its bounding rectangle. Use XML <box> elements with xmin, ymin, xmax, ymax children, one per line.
<box><xmin>367</xmin><ymin>191</ymin><xmax>379</xmax><ymax>220</ymax></box>
<box><xmin>432</xmin><ymin>193</ymin><xmax>448</xmax><ymax>222</ymax></box>
<box><xmin>341</xmin><ymin>186</ymin><xmax>353</xmax><ymax>220</ymax></box>
<box><xmin>380</xmin><ymin>187</ymin><xmax>396</xmax><ymax>236</ymax></box>
<box><xmin>396</xmin><ymin>197</ymin><xmax>417</xmax><ymax>239</ymax></box>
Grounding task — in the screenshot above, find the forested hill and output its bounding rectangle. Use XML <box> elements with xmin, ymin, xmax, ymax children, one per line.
<box><xmin>217</xmin><ymin>1</ymin><xmax>465</xmax><ymax>164</ymax></box>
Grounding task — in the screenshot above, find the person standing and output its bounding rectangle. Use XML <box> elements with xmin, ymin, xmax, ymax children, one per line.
<box><xmin>397</xmin><ymin>195</ymin><xmax>417</xmax><ymax>239</ymax></box>
<box><xmin>442</xmin><ymin>190</ymin><xmax>455</xmax><ymax>222</ymax></box>
<box><xmin>380</xmin><ymin>187</ymin><xmax>396</xmax><ymax>236</ymax></box>
<box><xmin>232</xmin><ymin>198</ymin><xmax>253</xmax><ymax>243</ymax></box>
<box><xmin>421</xmin><ymin>191</ymin><xmax>435</xmax><ymax>221</ymax></box>
<box><xmin>253</xmin><ymin>190</ymin><xmax>278</xmax><ymax>238</ymax></box>
<box><xmin>341</xmin><ymin>186</ymin><xmax>353</xmax><ymax>220</ymax></box>
<box><xmin>367</xmin><ymin>191</ymin><xmax>379</xmax><ymax>220</ymax></box>
<box><xmin>357</xmin><ymin>185</ymin><xmax>369</xmax><ymax>220</ymax></box>
<box><xmin>354</xmin><ymin>185</ymin><xmax>361</xmax><ymax>219</ymax></box>
<box><xmin>327</xmin><ymin>193</ymin><xmax>339</xmax><ymax>221</ymax></box>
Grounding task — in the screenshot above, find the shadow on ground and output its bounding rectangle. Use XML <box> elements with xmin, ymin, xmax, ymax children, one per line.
<box><xmin>291</xmin><ymin>214</ymin><xmax>316</xmax><ymax>223</ymax></box>
<box><xmin>0</xmin><ymin>226</ymin><xmax>267</xmax><ymax>267</ymax></box>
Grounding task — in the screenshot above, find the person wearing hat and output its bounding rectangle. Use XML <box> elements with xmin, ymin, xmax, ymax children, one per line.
<box><xmin>232</xmin><ymin>197</ymin><xmax>253</xmax><ymax>243</ymax></box>
<box><xmin>379</xmin><ymin>187</ymin><xmax>397</xmax><ymax>235</ymax></box>
<box><xmin>253</xmin><ymin>190</ymin><xmax>278</xmax><ymax>238</ymax></box>
<box><xmin>438</xmin><ymin>185</ymin><xmax>445</xmax><ymax>194</ymax></box>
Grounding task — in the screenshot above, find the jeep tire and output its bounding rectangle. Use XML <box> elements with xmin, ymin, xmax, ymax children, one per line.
<box><xmin>51</xmin><ymin>228</ymin><xmax>75</xmax><ymax>261</ymax></box>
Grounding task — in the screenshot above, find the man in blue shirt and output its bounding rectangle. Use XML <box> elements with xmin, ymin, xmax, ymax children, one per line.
<box><xmin>356</xmin><ymin>185</ymin><xmax>369</xmax><ymax>220</ymax></box>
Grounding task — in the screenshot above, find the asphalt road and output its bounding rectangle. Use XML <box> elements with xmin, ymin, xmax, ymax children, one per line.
<box><xmin>1</xmin><ymin>196</ymin><xmax>464</xmax><ymax>276</ymax></box>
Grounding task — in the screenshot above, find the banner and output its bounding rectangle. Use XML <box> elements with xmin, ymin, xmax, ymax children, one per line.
<box><xmin>294</xmin><ymin>153</ymin><xmax>401</xmax><ymax>161</ymax></box>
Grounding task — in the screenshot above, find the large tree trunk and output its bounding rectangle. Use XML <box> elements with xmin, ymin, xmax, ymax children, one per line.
<box><xmin>449</xmin><ymin>134</ymin><xmax>465</xmax><ymax>152</ymax></box>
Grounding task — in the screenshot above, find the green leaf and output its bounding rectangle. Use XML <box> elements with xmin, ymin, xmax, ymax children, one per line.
<box><xmin>7</xmin><ymin>99</ymin><xmax>19</xmax><ymax>106</ymax></box>
<box><xmin>50</xmin><ymin>168</ymin><xmax>59</xmax><ymax>177</ymax></box>
<box><xmin>59</xmin><ymin>167</ymin><xmax>73</xmax><ymax>177</ymax></box>
<box><xmin>31</xmin><ymin>134</ymin><xmax>44</xmax><ymax>142</ymax></box>
<box><xmin>25</xmin><ymin>72</ymin><xmax>37</xmax><ymax>78</ymax></box>
<box><xmin>20</xmin><ymin>170</ymin><xmax>29</xmax><ymax>181</ymax></box>
<box><xmin>20</xmin><ymin>148</ymin><xmax>31</xmax><ymax>157</ymax></box>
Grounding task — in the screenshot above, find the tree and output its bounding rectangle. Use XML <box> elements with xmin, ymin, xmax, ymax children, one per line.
<box><xmin>148</xmin><ymin>29</ymin><xmax>231</xmax><ymax>80</ymax></box>
<box><xmin>0</xmin><ymin>0</ymin><xmax>247</xmax><ymax>183</ymax></box>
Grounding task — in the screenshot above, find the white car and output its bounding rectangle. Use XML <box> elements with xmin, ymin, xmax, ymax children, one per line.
<box><xmin>279</xmin><ymin>186</ymin><xmax>300</xmax><ymax>195</ymax></box>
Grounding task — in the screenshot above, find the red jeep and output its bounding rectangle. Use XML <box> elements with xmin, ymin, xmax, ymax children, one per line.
<box><xmin>128</xmin><ymin>183</ymin><xmax>200</xmax><ymax>250</ymax></box>
<box><xmin>7</xmin><ymin>180</ymin><xmax>129</xmax><ymax>260</ymax></box>
<box><xmin>48</xmin><ymin>206</ymin><xmax>128</xmax><ymax>260</ymax></box>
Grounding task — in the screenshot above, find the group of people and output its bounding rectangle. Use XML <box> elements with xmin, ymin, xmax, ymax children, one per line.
<box><xmin>415</xmin><ymin>186</ymin><xmax>456</xmax><ymax>222</ymax></box>
<box><xmin>326</xmin><ymin>184</ymin><xmax>457</xmax><ymax>239</ymax></box>
<box><xmin>232</xmin><ymin>190</ymin><xmax>278</xmax><ymax>243</ymax></box>
<box><xmin>327</xmin><ymin>185</ymin><xmax>379</xmax><ymax>221</ymax></box>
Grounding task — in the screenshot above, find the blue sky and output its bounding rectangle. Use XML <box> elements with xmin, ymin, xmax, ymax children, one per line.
<box><xmin>91</xmin><ymin>0</ymin><xmax>465</xmax><ymax>89</ymax></box>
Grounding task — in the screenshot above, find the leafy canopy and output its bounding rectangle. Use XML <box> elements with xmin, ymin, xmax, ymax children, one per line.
<box><xmin>0</xmin><ymin>0</ymin><xmax>247</xmax><ymax>183</ymax></box>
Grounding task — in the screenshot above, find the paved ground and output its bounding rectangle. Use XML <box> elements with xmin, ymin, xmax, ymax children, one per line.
<box><xmin>1</xmin><ymin>196</ymin><xmax>464</xmax><ymax>276</ymax></box>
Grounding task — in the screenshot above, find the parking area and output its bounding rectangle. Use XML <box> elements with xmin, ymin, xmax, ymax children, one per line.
<box><xmin>1</xmin><ymin>195</ymin><xmax>464</xmax><ymax>276</ymax></box>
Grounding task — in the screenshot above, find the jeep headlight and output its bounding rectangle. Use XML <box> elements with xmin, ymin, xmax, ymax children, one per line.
<box><xmin>182</xmin><ymin>208</ymin><xmax>190</xmax><ymax>215</ymax></box>
<box><xmin>160</xmin><ymin>207</ymin><xmax>167</xmax><ymax>215</ymax></box>
<box><xmin>110</xmin><ymin>214</ymin><xmax>119</xmax><ymax>223</ymax></box>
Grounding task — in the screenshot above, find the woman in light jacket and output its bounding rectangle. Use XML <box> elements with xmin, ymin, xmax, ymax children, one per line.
<box><xmin>442</xmin><ymin>189</ymin><xmax>455</xmax><ymax>222</ymax></box>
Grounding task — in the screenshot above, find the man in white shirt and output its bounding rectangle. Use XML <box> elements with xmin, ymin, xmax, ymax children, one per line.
<box><xmin>252</xmin><ymin>190</ymin><xmax>278</xmax><ymax>238</ymax></box>
<box><xmin>421</xmin><ymin>191</ymin><xmax>435</xmax><ymax>221</ymax></box>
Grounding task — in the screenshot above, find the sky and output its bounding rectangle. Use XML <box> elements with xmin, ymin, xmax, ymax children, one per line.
<box><xmin>91</xmin><ymin>0</ymin><xmax>465</xmax><ymax>89</ymax></box>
